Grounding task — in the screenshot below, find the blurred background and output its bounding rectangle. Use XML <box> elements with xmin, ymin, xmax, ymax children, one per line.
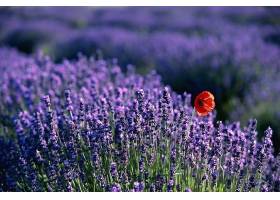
<box><xmin>0</xmin><ymin>7</ymin><xmax>280</xmax><ymax>152</ymax></box>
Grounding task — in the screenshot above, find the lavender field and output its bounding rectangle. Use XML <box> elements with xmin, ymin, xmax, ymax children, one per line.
<box><xmin>0</xmin><ymin>7</ymin><xmax>280</xmax><ymax>192</ymax></box>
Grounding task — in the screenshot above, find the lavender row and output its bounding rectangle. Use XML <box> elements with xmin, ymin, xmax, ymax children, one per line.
<box><xmin>1</xmin><ymin>7</ymin><xmax>279</xmax><ymax>136</ymax></box>
<box><xmin>0</xmin><ymin>52</ymin><xmax>279</xmax><ymax>191</ymax></box>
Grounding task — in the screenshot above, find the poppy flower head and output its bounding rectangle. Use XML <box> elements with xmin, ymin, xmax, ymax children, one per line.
<box><xmin>194</xmin><ymin>91</ymin><xmax>215</xmax><ymax>116</ymax></box>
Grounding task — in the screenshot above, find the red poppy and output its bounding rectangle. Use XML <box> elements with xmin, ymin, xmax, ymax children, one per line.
<box><xmin>194</xmin><ymin>91</ymin><xmax>215</xmax><ymax>116</ymax></box>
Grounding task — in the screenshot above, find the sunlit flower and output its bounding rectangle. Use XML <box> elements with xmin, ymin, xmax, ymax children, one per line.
<box><xmin>194</xmin><ymin>91</ymin><xmax>215</xmax><ymax>116</ymax></box>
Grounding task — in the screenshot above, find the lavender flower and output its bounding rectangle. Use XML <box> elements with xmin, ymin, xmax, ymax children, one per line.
<box><xmin>0</xmin><ymin>9</ymin><xmax>279</xmax><ymax>191</ymax></box>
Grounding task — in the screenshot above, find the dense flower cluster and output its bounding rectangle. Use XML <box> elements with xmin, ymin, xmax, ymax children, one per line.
<box><xmin>0</xmin><ymin>51</ymin><xmax>279</xmax><ymax>192</ymax></box>
<box><xmin>0</xmin><ymin>8</ymin><xmax>280</xmax><ymax>192</ymax></box>
<box><xmin>0</xmin><ymin>7</ymin><xmax>280</xmax><ymax>144</ymax></box>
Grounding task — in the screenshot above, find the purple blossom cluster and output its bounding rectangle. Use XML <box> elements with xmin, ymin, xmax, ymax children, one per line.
<box><xmin>0</xmin><ymin>50</ymin><xmax>279</xmax><ymax>192</ymax></box>
<box><xmin>53</xmin><ymin>15</ymin><xmax>280</xmax><ymax>130</ymax></box>
<box><xmin>1</xmin><ymin>7</ymin><xmax>279</xmax><ymax>139</ymax></box>
<box><xmin>0</xmin><ymin>7</ymin><xmax>280</xmax><ymax>191</ymax></box>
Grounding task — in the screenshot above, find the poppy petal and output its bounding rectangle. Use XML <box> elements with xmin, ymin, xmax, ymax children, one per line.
<box><xmin>194</xmin><ymin>98</ymin><xmax>208</xmax><ymax>113</ymax></box>
<box><xmin>194</xmin><ymin>91</ymin><xmax>215</xmax><ymax>117</ymax></box>
<box><xmin>194</xmin><ymin>103</ymin><xmax>208</xmax><ymax>114</ymax></box>
<box><xmin>198</xmin><ymin>91</ymin><xmax>214</xmax><ymax>100</ymax></box>
<box><xmin>196</xmin><ymin>107</ymin><xmax>208</xmax><ymax>114</ymax></box>
<box><xmin>203</xmin><ymin>98</ymin><xmax>215</xmax><ymax>110</ymax></box>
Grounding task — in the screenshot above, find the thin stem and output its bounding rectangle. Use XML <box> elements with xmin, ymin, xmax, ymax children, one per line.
<box><xmin>186</xmin><ymin>108</ymin><xmax>196</xmax><ymax>139</ymax></box>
